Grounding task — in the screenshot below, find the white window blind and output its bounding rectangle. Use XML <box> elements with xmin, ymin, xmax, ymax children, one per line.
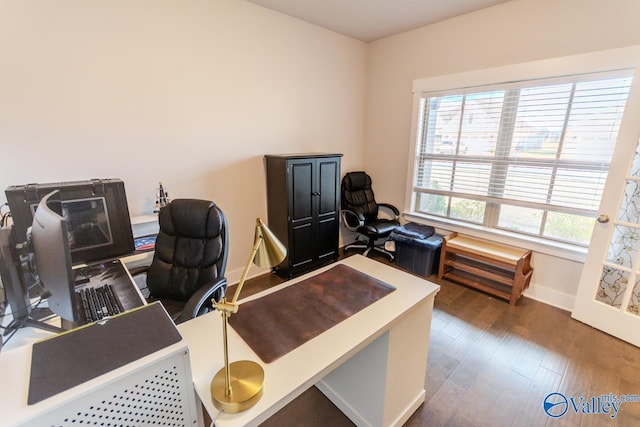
<box><xmin>412</xmin><ymin>72</ymin><xmax>633</xmax><ymax>245</ymax></box>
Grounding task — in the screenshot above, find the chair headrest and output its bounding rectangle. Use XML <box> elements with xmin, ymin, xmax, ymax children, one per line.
<box><xmin>343</xmin><ymin>171</ymin><xmax>371</xmax><ymax>192</ymax></box>
<box><xmin>159</xmin><ymin>199</ymin><xmax>224</xmax><ymax>239</ymax></box>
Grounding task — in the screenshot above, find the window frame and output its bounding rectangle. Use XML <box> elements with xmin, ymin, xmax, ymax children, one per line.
<box><xmin>404</xmin><ymin>46</ymin><xmax>640</xmax><ymax>261</ymax></box>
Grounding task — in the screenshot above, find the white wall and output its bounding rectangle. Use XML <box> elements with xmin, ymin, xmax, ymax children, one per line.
<box><xmin>5</xmin><ymin>0</ymin><xmax>640</xmax><ymax>308</ymax></box>
<box><xmin>365</xmin><ymin>0</ymin><xmax>640</xmax><ymax>309</ymax></box>
<box><xmin>0</xmin><ymin>0</ymin><xmax>367</xmax><ymax>280</ymax></box>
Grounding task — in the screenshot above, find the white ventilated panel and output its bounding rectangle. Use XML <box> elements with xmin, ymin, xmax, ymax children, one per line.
<box><xmin>24</xmin><ymin>349</ymin><xmax>199</xmax><ymax>427</ymax></box>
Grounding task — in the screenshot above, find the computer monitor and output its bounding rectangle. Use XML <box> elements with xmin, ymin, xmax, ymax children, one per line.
<box><xmin>5</xmin><ymin>179</ymin><xmax>134</xmax><ymax>264</ymax></box>
<box><xmin>29</xmin><ymin>190</ymin><xmax>78</xmax><ymax>323</ymax></box>
<box><xmin>0</xmin><ymin>226</ymin><xmax>32</xmax><ymax>324</ymax></box>
<box><xmin>0</xmin><ymin>194</ymin><xmax>75</xmax><ymax>336</ymax></box>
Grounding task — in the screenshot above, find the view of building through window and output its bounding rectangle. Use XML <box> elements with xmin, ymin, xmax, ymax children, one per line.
<box><xmin>412</xmin><ymin>74</ymin><xmax>633</xmax><ymax>246</ymax></box>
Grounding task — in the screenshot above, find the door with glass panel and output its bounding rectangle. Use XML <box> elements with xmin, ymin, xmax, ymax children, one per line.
<box><xmin>573</xmin><ymin>137</ymin><xmax>640</xmax><ymax>347</ymax></box>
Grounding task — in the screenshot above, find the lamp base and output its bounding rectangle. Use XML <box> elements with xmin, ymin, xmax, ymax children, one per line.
<box><xmin>211</xmin><ymin>360</ymin><xmax>264</xmax><ymax>414</ymax></box>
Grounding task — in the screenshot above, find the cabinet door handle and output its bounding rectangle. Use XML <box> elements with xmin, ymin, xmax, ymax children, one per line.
<box><xmin>312</xmin><ymin>192</ymin><xmax>320</xmax><ymax>196</ymax></box>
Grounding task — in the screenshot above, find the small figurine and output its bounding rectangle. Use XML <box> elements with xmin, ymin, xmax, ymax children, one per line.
<box><xmin>154</xmin><ymin>182</ymin><xmax>169</xmax><ymax>213</ymax></box>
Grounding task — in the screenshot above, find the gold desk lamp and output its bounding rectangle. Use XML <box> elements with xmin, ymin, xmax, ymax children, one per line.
<box><xmin>211</xmin><ymin>218</ymin><xmax>286</xmax><ymax>413</ymax></box>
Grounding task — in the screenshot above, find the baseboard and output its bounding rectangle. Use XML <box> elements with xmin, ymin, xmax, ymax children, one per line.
<box><xmin>391</xmin><ymin>390</ymin><xmax>426</xmax><ymax>427</ymax></box>
<box><xmin>524</xmin><ymin>282</ymin><xmax>575</xmax><ymax>312</ymax></box>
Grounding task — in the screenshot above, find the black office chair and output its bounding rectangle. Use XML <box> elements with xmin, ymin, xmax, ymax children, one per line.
<box><xmin>131</xmin><ymin>199</ymin><xmax>228</xmax><ymax>324</ymax></box>
<box><xmin>341</xmin><ymin>171</ymin><xmax>400</xmax><ymax>260</ymax></box>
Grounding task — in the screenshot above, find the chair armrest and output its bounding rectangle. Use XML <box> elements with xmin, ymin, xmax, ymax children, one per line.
<box><xmin>128</xmin><ymin>265</ymin><xmax>150</xmax><ymax>277</ymax></box>
<box><xmin>127</xmin><ymin>265</ymin><xmax>151</xmax><ymax>298</ymax></box>
<box><xmin>377</xmin><ymin>203</ymin><xmax>400</xmax><ymax>220</ymax></box>
<box><xmin>341</xmin><ymin>209</ymin><xmax>365</xmax><ymax>231</ymax></box>
<box><xmin>176</xmin><ymin>277</ymin><xmax>228</xmax><ymax>324</ymax></box>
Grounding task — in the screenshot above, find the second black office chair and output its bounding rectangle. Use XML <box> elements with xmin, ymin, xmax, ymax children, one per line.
<box><xmin>341</xmin><ymin>171</ymin><xmax>400</xmax><ymax>260</ymax></box>
<box><xmin>131</xmin><ymin>199</ymin><xmax>228</xmax><ymax>324</ymax></box>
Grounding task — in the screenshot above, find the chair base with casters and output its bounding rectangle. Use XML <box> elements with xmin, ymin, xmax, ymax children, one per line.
<box><xmin>344</xmin><ymin>238</ymin><xmax>395</xmax><ymax>260</ymax></box>
<box><xmin>342</xmin><ymin>217</ymin><xmax>398</xmax><ymax>260</ymax></box>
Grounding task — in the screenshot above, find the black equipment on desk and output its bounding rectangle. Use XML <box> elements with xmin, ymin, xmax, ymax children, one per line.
<box><xmin>1</xmin><ymin>179</ymin><xmax>141</xmax><ymax>338</ymax></box>
<box><xmin>77</xmin><ymin>284</ymin><xmax>123</xmax><ymax>323</ymax></box>
<box><xmin>5</xmin><ymin>178</ymin><xmax>134</xmax><ymax>265</ymax></box>
<box><xmin>0</xmin><ymin>191</ymin><xmax>77</xmax><ymax>336</ymax></box>
<box><xmin>29</xmin><ymin>190</ymin><xmax>79</xmax><ymax>323</ymax></box>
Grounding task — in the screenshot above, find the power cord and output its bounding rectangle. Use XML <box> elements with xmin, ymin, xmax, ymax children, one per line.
<box><xmin>0</xmin><ymin>207</ymin><xmax>7</xmax><ymax>330</ymax></box>
<box><xmin>0</xmin><ymin>206</ymin><xmax>11</xmax><ymax>323</ymax></box>
<box><xmin>0</xmin><ymin>296</ymin><xmax>46</xmax><ymax>348</ymax></box>
<box><xmin>0</xmin><ymin>203</ymin><xmax>11</xmax><ymax>227</ymax></box>
<box><xmin>0</xmin><ymin>291</ymin><xmax>6</xmax><ymax>321</ymax></box>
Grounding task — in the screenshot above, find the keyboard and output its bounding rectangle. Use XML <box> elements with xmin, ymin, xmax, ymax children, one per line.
<box><xmin>77</xmin><ymin>284</ymin><xmax>123</xmax><ymax>323</ymax></box>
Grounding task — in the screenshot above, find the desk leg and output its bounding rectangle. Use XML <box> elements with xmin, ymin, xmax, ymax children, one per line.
<box><xmin>316</xmin><ymin>296</ymin><xmax>434</xmax><ymax>427</ymax></box>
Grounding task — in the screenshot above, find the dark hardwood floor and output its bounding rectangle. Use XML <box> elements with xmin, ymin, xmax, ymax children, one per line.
<box><xmin>230</xmin><ymin>251</ymin><xmax>640</xmax><ymax>427</ymax></box>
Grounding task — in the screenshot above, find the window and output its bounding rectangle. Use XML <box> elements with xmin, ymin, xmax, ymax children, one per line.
<box><xmin>410</xmin><ymin>72</ymin><xmax>633</xmax><ymax>246</ymax></box>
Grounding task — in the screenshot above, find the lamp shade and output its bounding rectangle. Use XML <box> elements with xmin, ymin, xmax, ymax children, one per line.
<box><xmin>253</xmin><ymin>218</ymin><xmax>286</xmax><ymax>268</ymax></box>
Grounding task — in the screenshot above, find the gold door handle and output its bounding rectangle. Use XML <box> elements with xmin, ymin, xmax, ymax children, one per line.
<box><xmin>597</xmin><ymin>214</ymin><xmax>610</xmax><ymax>223</ymax></box>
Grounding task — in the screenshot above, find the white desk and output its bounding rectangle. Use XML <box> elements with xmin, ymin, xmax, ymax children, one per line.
<box><xmin>0</xmin><ymin>304</ymin><xmax>201</xmax><ymax>427</ymax></box>
<box><xmin>177</xmin><ymin>255</ymin><xmax>440</xmax><ymax>427</ymax></box>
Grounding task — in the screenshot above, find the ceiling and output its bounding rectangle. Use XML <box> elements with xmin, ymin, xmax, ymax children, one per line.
<box><xmin>246</xmin><ymin>0</ymin><xmax>511</xmax><ymax>42</ymax></box>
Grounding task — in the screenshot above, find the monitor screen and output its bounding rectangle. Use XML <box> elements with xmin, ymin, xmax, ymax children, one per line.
<box><xmin>29</xmin><ymin>196</ymin><xmax>113</xmax><ymax>252</ymax></box>
<box><xmin>30</xmin><ymin>190</ymin><xmax>78</xmax><ymax>322</ymax></box>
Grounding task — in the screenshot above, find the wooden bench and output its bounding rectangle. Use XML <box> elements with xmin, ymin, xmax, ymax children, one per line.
<box><xmin>438</xmin><ymin>232</ymin><xmax>533</xmax><ymax>305</ymax></box>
